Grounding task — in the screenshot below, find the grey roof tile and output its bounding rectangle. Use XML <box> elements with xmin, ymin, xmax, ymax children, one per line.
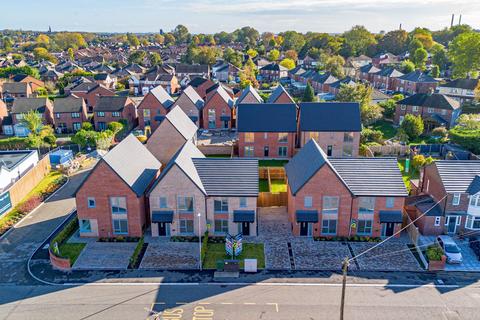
<box><xmin>165</xmin><ymin>106</ymin><xmax>198</xmax><ymax>140</ymax></box>
<box><xmin>299</xmin><ymin>102</ymin><xmax>361</xmax><ymax>132</ymax></box>
<box><xmin>237</xmin><ymin>103</ymin><xmax>297</xmax><ymax>132</ymax></box>
<box><xmin>434</xmin><ymin>161</ymin><xmax>480</xmax><ymax>193</ymax></box>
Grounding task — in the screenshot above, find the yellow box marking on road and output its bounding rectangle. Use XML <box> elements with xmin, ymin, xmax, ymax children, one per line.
<box><xmin>266</xmin><ymin>303</ymin><xmax>279</xmax><ymax>313</ymax></box>
<box><xmin>192</xmin><ymin>306</ymin><xmax>214</xmax><ymax>320</ymax></box>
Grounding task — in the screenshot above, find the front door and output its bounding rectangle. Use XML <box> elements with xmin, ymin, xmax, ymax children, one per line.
<box><xmin>242</xmin><ymin>222</ymin><xmax>250</xmax><ymax>236</ymax></box>
<box><xmin>158</xmin><ymin>222</ymin><xmax>167</xmax><ymax>236</ymax></box>
<box><xmin>327</xmin><ymin>145</ymin><xmax>333</xmax><ymax>156</ymax></box>
<box><xmin>384</xmin><ymin>223</ymin><xmax>395</xmax><ymax>237</ymax></box>
<box><xmin>300</xmin><ymin>222</ymin><xmax>309</xmax><ymax>236</ymax></box>
<box><xmin>447</xmin><ymin>216</ymin><xmax>457</xmax><ymax>234</ymax></box>
<box><xmin>264</xmin><ymin>146</ymin><xmax>269</xmax><ymax>157</ymax></box>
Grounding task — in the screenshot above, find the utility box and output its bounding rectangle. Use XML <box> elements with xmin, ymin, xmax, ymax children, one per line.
<box><xmin>244</xmin><ymin>259</ymin><xmax>257</xmax><ymax>273</ymax></box>
<box><xmin>224</xmin><ymin>260</ymin><xmax>239</xmax><ymax>272</ymax></box>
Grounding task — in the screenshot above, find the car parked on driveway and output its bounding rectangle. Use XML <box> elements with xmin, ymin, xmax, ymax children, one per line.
<box><xmin>437</xmin><ymin>235</ymin><xmax>463</xmax><ymax>264</ymax></box>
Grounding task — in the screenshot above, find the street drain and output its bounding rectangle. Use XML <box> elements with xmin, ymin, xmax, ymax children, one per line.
<box><xmin>287</xmin><ymin>242</ymin><xmax>295</xmax><ymax>270</ymax></box>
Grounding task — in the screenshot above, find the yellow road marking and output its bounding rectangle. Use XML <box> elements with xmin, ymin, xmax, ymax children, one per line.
<box><xmin>198</xmin><ymin>302</ymin><xmax>211</xmax><ymax>305</ymax></box>
<box><xmin>243</xmin><ymin>302</ymin><xmax>256</xmax><ymax>305</ymax></box>
<box><xmin>266</xmin><ymin>303</ymin><xmax>279</xmax><ymax>312</ymax></box>
<box><xmin>221</xmin><ymin>302</ymin><xmax>233</xmax><ymax>305</ymax></box>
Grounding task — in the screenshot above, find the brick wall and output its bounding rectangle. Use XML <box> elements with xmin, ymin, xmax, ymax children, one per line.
<box><xmin>174</xmin><ymin>93</ymin><xmax>201</xmax><ymax>126</ymax></box>
<box><xmin>146</xmin><ymin>120</ymin><xmax>188</xmax><ymax>165</ymax></box>
<box><xmin>137</xmin><ymin>92</ymin><xmax>168</xmax><ymax>131</ymax></box>
<box><xmin>238</xmin><ymin>132</ymin><xmax>295</xmax><ymax>158</ymax></box>
<box><xmin>300</xmin><ymin>131</ymin><xmax>360</xmax><ymax>157</ymax></box>
<box><xmin>202</xmin><ymin>93</ymin><xmax>232</xmax><ymax>129</ymax></box>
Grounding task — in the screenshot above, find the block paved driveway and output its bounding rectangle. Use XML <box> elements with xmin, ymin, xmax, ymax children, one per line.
<box><xmin>421</xmin><ymin>236</ymin><xmax>480</xmax><ymax>271</ymax></box>
<box><xmin>0</xmin><ymin>170</ymin><xmax>89</xmax><ymax>284</ymax></box>
<box><xmin>140</xmin><ymin>240</ymin><xmax>200</xmax><ymax>270</ymax></box>
<box><xmin>73</xmin><ymin>242</ymin><xmax>138</xmax><ymax>270</ymax></box>
<box><xmin>292</xmin><ymin>239</ymin><xmax>355</xmax><ymax>270</ymax></box>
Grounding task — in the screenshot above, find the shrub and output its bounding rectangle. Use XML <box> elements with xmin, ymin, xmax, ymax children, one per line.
<box><xmin>361</xmin><ymin>128</ymin><xmax>384</xmax><ymax>144</ymax></box>
<box><xmin>431</xmin><ymin>126</ymin><xmax>448</xmax><ymax>138</ymax></box>
<box><xmin>401</xmin><ymin>114</ymin><xmax>424</xmax><ymax>140</ymax></box>
<box><xmin>17</xmin><ymin>195</ymin><xmax>42</xmax><ymax>214</ymax></box>
<box><xmin>129</xmin><ymin>237</ymin><xmax>145</xmax><ymax>267</ymax></box>
<box><xmin>449</xmin><ymin>126</ymin><xmax>480</xmax><ymax>154</ymax></box>
<box><xmin>426</xmin><ymin>245</ymin><xmax>444</xmax><ymax>261</ymax></box>
<box><xmin>50</xmin><ymin>218</ymin><xmax>79</xmax><ymax>257</ymax></box>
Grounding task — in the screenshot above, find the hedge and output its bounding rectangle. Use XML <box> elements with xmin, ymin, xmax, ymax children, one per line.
<box><xmin>129</xmin><ymin>236</ymin><xmax>145</xmax><ymax>267</ymax></box>
<box><xmin>50</xmin><ymin>218</ymin><xmax>78</xmax><ymax>257</ymax></box>
<box><xmin>0</xmin><ymin>137</ymin><xmax>28</xmax><ymax>150</ymax></box>
<box><xmin>449</xmin><ymin>127</ymin><xmax>480</xmax><ymax>154</ymax></box>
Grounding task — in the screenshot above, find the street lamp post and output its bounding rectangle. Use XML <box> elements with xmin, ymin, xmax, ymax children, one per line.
<box><xmin>197</xmin><ymin>212</ymin><xmax>202</xmax><ymax>271</ymax></box>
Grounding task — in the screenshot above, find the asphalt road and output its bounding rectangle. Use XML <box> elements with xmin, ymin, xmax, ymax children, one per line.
<box><xmin>0</xmin><ymin>171</ymin><xmax>88</xmax><ymax>284</ymax></box>
<box><xmin>1</xmin><ymin>282</ymin><xmax>480</xmax><ymax>320</ymax></box>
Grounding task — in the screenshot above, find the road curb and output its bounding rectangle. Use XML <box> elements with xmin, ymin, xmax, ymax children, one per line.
<box><xmin>0</xmin><ymin>175</ymin><xmax>70</xmax><ymax>242</ymax></box>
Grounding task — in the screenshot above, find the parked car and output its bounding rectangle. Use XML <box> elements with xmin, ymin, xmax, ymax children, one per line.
<box><xmin>437</xmin><ymin>235</ymin><xmax>462</xmax><ymax>264</ymax></box>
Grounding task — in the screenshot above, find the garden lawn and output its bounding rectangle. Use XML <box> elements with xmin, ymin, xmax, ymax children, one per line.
<box><xmin>258</xmin><ymin>160</ymin><xmax>288</xmax><ymax>167</ymax></box>
<box><xmin>270</xmin><ymin>179</ymin><xmax>287</xmax><ymax>193</ymax></box>
<box><xmin>259</xmin><ymin>179</ymin><xmax>269</xmax><ymax>192</ymax></box>
<box><xmin>398</xmin><ymin>159</ymin><xmax>419</xmax><ymax>191</ymax></box>
<box><xmin>58</xmin><ymin>243</ymin><xmax>86</xmax><ymax>264</ymax></box>
<box><xmin>371</xmin><ymin>120</ymin><xmax>397</xmax><ymax>140</ymax></box>
<box><xmin>203</xmin><ymin>243</ymin><xmax>265</xmax><ymax>269</ymax></box>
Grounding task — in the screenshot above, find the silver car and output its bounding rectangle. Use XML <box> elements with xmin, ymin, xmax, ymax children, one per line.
<box><xmin>437</xmin><ymin>235</ymin><xmax>463</xmax><ymax>264</ymax></box>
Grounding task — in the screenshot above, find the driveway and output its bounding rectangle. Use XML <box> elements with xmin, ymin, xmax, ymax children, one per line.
<box><xmin>140</xmin><ymin>240</ymin><xmax>199</xmax><ymax>270</ymax></box>
<box><xmin>0</xmin><ymin>171</ymin><xmax>89</xmax><ymax>284</ymax></box>
<box><xmin>73</xmin><ymin>242</ymin><xmax>137</xmax><ymax>270</ymax></box>
<box><xmin>292</xmin><ymin>239</ymin><xmax>354</xmax><ymax>270</ymax></box>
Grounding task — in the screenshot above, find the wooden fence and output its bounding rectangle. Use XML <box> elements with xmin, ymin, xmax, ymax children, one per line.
<box><xmin>258</xmin><ymin>167</ymin><xmax>286</xmax><ymax>180</ymax></box>
<box><xmin>404</xmin><ymin>213</ymin><xmax>428</xmax><ymax>269</ymax></box>
<box><xmin>368</xmin><ymin>145</ymin><xmax>410</xmax><ymax>157</ymax></box>
<box><xmin>258</xmin><ymin>192</ymin><xmax>288</xmax><ymax>207</ymax></box>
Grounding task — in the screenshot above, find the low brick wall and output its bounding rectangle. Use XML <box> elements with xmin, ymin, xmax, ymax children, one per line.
<box><xmin>49</xmin><ymin>249</ymin><xmax>71</xmax><ymax>271</ymax></box>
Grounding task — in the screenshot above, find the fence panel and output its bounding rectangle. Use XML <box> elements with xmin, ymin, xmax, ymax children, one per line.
<box><xmin>258</xmin><ymin>192</ymin><xmax>287</xmax><ymax>207</ymax></box>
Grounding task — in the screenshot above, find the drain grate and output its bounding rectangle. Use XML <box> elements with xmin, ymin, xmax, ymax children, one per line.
<box><xmin>287</xmin><ymin>242</ymin><xmax>296</xmax><ymax>270</ymax></box>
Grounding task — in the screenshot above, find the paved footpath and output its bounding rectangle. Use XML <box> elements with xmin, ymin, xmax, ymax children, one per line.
<box><xmin>0</xmin><ymin>171</ymin><xmax>89</xmax><ymax>284</ymax></box>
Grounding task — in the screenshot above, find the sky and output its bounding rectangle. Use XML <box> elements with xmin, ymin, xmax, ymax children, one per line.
<box><xmin>2</xmin><ymin>0</ymin><xmax>479</xmax><ymax>34</ymax></box>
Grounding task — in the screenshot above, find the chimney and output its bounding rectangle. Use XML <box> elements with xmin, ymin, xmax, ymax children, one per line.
<box><xmin>459</xmin><ymin>14</ymin><xmax>462</xmax><ymax>25</ymax></box>
<box><xmin>451</xmin><ymin>14</ymin><xmax>455</xmax><ymax>28</ymax></box>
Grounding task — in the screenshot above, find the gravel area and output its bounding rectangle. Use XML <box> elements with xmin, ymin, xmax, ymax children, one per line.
<box><xmin>292</xmin><ymin>239</ymin><xmax>355</xmax><ymax>271</ymax></box>
<box><xmin>73</xmin><ymin>242</ymin><xmax>137</xmax><ymax>270</ymax></box>
<box><xmin>140</xmin><ymin>242</ymin><xmax>200</xmax><ymax>270</ymax></box>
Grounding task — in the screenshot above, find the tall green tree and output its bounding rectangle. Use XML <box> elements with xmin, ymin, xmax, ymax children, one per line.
<box><xmin>336</xmin><ymin>83</ymin><xmax>382</xmax><ymax>125</ymax></box>
<box><xmin>377</xmin><ymin>30</ymin><xmax>408</xmax><ymax>55</ymax></box>
<box><xmin>149</xmin><ymin>52</ymin><xmax>162</xmax><ymax>66</ymax></box>
<box><xmin>412</xmin><ymin>48</ymin><xmax>428</xmax><ymax>70</ymax></box>
<box><xmin>448</xmin><ymin>32</ymin><xmax>480</xmax><ymax>78</ymax></box>
<box><xmin>173</xmin><ymin>25</ymin><xmax>190</xmax><ymax>44</ymax></box>
<box><xmin>303</xmin><ymin>82</ymin><xmax>315</xmax><ymax>102</ymax></box>
<box><xmin>400</xmin><ymin>114</ymin><xmax>424</xmax><ymax>140</ymax></box>
<box><xmin>267</xmin><ymin>49</ymin><xmax>280</xmax><ymax>62</ymax></box>
<box><xmin>341</xmin><ymin>25</ymin><xmax>377</xmax><ymax>56</ymax></box>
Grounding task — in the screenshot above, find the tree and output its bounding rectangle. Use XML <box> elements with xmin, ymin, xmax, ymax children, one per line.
<box><xmin>21</xmin><ymin>111</ymin><xmax>56</xmax><ymax>148</ymax></box>
<box><xmin>336</xmin><ymin>83</ymin><xmax>381</xmax><ymax>125</ymax></box>
<box><xmin>448</xmin><ymin>32</ymin><xmax>480</xmax><ymax>78</ymax></box>
<box><xmin>342</xmin><ymin>25</ymin><xmax>377</xmax><ymax>56</ymax></box>
<box><xmin>431</xmin><ymin>44</ymin><xmax>448</xmax><ymax>71</ymax></box>
<box><xmin>285</xmin><ymin>50</ymin><xmax>298</xmax><ymax>61</ymax></box>
<box><xmin>431</xmin><ymin>65</ymin><xmax>440</xmax><ymax>78</ymax></box>
<box><xmin>1</xmin><ymin>36</ymin><xmax>13</xmax><ymax>51</ymax></box>
<box><xmin>239</xmin><ymin>58</ymin><xmax>258</xmax><ymax>88</ymax></box>
<box><xmin>107</xmin><ymin>121</ymin><xmax>124</xmax><ymax>135</ymax></box>
<box><xmin>149</xmin><ymin>52</ymin><xmax>162</xmax><ymax>66</ymax></box>
<box><xmin>267</xmin><ymin>49</ymin><xmax>280</xmax><ymax>62</ymax></box>
<box><xmin>280</xmin><ymin>58</ymin><xmax>295</xmax><ymax>70</ymax></box>
<box><xmin>378</xmin><ymin>98</ymin><xmax>397</xmax><ymax>119</ymax></box>
<box><xmin>127</xmin><ymin>33</ymin><xmax>140</xmax><ymax>48</ymax></box>
<box><xmin>36</xmin><ymin>34</ymin><xmax>51</xmax><ymax>48</ymax></box>
<box><xmin>303</xmin><ymin>82</ymin><xmax>315</xmax><ymax>102</ymax></box>
<box><xmin>378</xmin><ymin>30</ymin><xmax>408</xmax><ymax>55</ymax></box>
<box><xmin>411</xmin><ymin>154</ymin><xmax>426</xmax><ymax>171</ymax></box>
<box><xmin>223</xmin><ymin>48</ymin><xmax>243</xmax><ymax>68</ymax></box>
<box><xmin>128</xmin><ymin>51</ymin><xmax>147</xmax><ymax>64</ymax></box>
<box><xmin>164</xmin><ymin>33</ymin><xmax>176</xmax><ymax>45</ymax></box>
<box><xmin>400</xmin><ymin>114</ymin><xmax>424</xmax><ymax>140</ymax></box>
<box><xmin>81</xmin><ymin>122</ymin><xmax>94</xmax><ymax>131</ymax></box>
<box><xmin>413</xmin><ymin>33</ymin><xmax>434</xmax><ymax>50</ymax></box>
<box><xmin>412</xmin><ymin>48</ymin><xmax>428</xmax><ymax>70</ymax></box>
<box><xmin>246</xmin><ymin>48</ymin><xmax>258</xmax><ymax>58</ymax></box>
<box><xmin>173</xmin><ymin>25</ymin><xmax>190</xmax><ymax>44</ymax></box>
<box><xmin>21</xmin><ymin>110</ymin><xmax>43</xmax><ymax>134</ymax></box>
<box><xmin>233</xmin><ymin>26</ymin><xmax>259</xmax><ymax>46</ymax></box>
<box><xmin>361</xmin><ymin>128</ymin><xmax>384</xmax><ymax>144</ymax></box>
<box><xmin>449</xmin><ymin>115</ymin><xmax>480</xmax><ymax>154</ymax></box>
<box><xmin>281</xmin><ymin>31</ymin><xmax>305</xmax><ymax>52</ymax></box>
<box><xmin>67</xmin><ymin>47</ymin><xmax>74</xmax><ymax>60</ymax></box>
<box><xmin>154</xmin><ymin>34</ymin><xmax>165</xmax><ymax>45</ymax></box>
<box><xmin>324</xmin><ymin>55</ymin><xmax>345</xmax><ymax>78</ymax></box>
<box><xmin>401</xmin><ymin>59</ymin><xmax>415</xmax><ymax>73</ymax></box>
<box><xmin>33</xmin><ymin>47</ymin><xmax>57</xmax><ymax>63</ymax></box>
<box><xmin>262</xmin><ymin>32</ymin><xmax>275</xmax><ymax>47</ymax></box>
<box><xmin>54</xmin><ymin>32</ymin><xmax>86</xmax><ymax>50</ymax></box>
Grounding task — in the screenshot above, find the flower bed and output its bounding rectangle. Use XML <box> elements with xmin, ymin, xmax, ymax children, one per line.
<box><xmin>0</xmin><ymin>171</ymin><xmax>66</xmax><ymax>236</ymax></box>
<box><xmin>314</xmin><ymin>236</ymin><xmax>382</xmax><ymax>242</ymax></box>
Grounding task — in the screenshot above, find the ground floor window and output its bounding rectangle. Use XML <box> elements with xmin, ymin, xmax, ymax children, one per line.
<box><xmin>215</xmin><ymin>219</ymin><xmax>229</xmax><ymax>234</ymax></box>
<box><xmin>3</xmin><ymin>126</ymin><xmax>13</xmax><ymax>135</ymax></box>
<box><xmin>465</xmin><ymin>215</ymin><xmax>480</xmax><ymax>230</ymax></box>
<box><xmin>179</xmin><ymin>219</ymin><xmax>194</xmax><ymax>234</ymax></box>
<box><xmin>112</xmin><ymin>219</ymin><xmax>128</xmax><ymax>234</ymax></box>
<box><xmin>73</xmin><ymin>122</ymin><xmax>81</xmax><ymax>131</ymax></box>
<box><xmin>321</xmin><ymin>219</ymin><xmax>337</xmax><ymax>235</ymax></box>
<box><xmin>357</xmin><ymin>219</ymin><xmax>373</xmax><ymax>235</ymax></box>
<box><xmin>244</xmin><ymin>146</ymin><xmax>254</xmax><ymax>157</ymax></box>
<box><xmin>278</xmin><ymin>146</ymin><xmax>288</xmax><ymax>157</ymax></box>
<box><xmin>79</xmin><ymin>219</ymin><xmax>92</xmax><ymax>233</ymax></box>
<box><xmin>342</xmin><ymin>144</ymin><xmax>353</xmax><ymax>157</ymax></box>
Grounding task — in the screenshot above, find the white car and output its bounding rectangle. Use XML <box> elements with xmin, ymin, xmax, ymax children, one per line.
<box><xmin>437</xmin><ymin>235</ymin><xmax>463</xmax><ymax>264</ymax></box>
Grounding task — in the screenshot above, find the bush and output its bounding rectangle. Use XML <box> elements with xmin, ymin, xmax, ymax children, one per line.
<box><xmin>361</xmin><ymin>128</ymin><xmax>384</xmax><ymax>144</ymax></box>
<box><xmin>401</xmin><ymin>114</ymin><xmax>424</xmax><ymax>140</ymax></box>
<box><xmin>50</xmin><ymin>218</ymin><xmax>79</xmax><ymax>257</ymax></box>
<box><xmin>426</xmin><ymin>245</ymin><xmax>444</xmax><ymax>261</ymax></box>
<box><xmin>16</xmin><ymin>195</ymin><xmax>42</xmax><ymax>214</ymax></box>
<box><xmin>449</xmin><ymin>126</ymin><xmax>480</xmax><ymax>154</ymax></box>
<box><xmin>431</xmin><ymin>126</ymin><xmax>448</xmax><ymax>138</ymax></box>
<box><xmin>0</xmin><ymin>137</ymin><xmax>28</xmax><ymax>150</ymax></box>
<box><xmin>201</xmin><ymin>231</ymin><xmax>209</xmax><ymax>265</ymax></box>
<box><xmin>129</xmin><ymin>236</ymin><xmax>145</xmax><ymax>268</ymax></box>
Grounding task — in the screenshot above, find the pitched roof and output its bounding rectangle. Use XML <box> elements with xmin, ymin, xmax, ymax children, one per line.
<box><xmin>267</xmin><ymin>84</ymin><xmax>294</xmax><ymax>103</ymax></box>
<box><xmin>237</xmin><ymin>103</ymin><xmax>297</xmax><ymax>132</ymax></box>
<box><xmin>406</xmin><ymin>194</ymin><xmax>444</xmax><ymax>216</ymax></box>
<box><xmin>192</xmin><ymin>158</ymin><xmax>259</xmax><ymax>196</ymax></box>
<box><xmin>95</xmin><ymin>96</ymin><xmax>128</xmax><ymax>112</ymax></box>
<box><xmin>207</xmin><ymin>85</ymin><xmax>234</xmax><ymax>108</ymax></box>
<box><xmin>311</xmin><ymin>72</ymin><xmax>338</xmax><ymax>85</ymax></box>
<box><xmin>102</xmin><ymin>134</ymin><xmax>161</xmax><ymax>196</ymax></box>
<box><xmin>399</xmin><ymin>70</ymin><xmax>437</xmax><ymax>83</ymax></box>
<box><xmin>2</xmin><ymin>82</ymin><xmax>29</xmax><ymax>94</ymax></box>
<box><xmin>11</xmin><ymin>98</ymin><xmax>49</xmax><ymax>114</ymax></box>
<box><xmin>299</xmin><ymin>102</ymin><xmax>361</xmax><ymax>132</ymax></box>
<box><xmin>375</xmin><ymin>66</ymin><xmax>403</xmax><ymax>78</ymax></box>
<box><xmin>149</xmin><ymin>85</ymin><xmax>174</xmax><ymax>109</ymax></box>
<box><xmin>53</xmin><ymin>96</ymin><xmax>85</xmax><ymax>113</ymax></box>
<box><xmin>434</xmin><ymin>161</ymin><xmax>480</xmax><ymax>193</ymax></box>
<box><xmin>188</xmin><ymin>77</ymin><xmax>213</xmax><ymax>88</ymax></box>
<box><xmin>467</xmin><ymin>175</ymin><xmax>480</xmax><ymax>195</ymax></box>
<box><xmin>329</xmin><ymin>77</ymin><xmax>356</xmax><ymax>89</ymax></box>
<box><xmin>237</xmin><ymin>85</ymin><xmax>263</xmax><ymax>104</ymax></box>
<box><xmin>182</xmin><ymin>86</ymin><xmax>204</xmax><ymax>110</ymax></box>
<box><xmin>165</xmin><ymin>106</ymin><xmax>198</xmax><ymax>140</ymax></box>
<box><xmin>439</xmin><ymin>78</ymin><xmax>479</xmax><ymax>90</ymax></box>
<box><xmin>359</xmin><ymin>64</ymin><xmax>380</xmax><ymax>74</ymax></box>
<box><xmin>286</xmin><ymin>139</ymin><xmax>407</xmax><ymax>196</ymax></box>
<box><xmin>396</xmin><ymin>93</ymin><xmax>460</xmax><ymax>110</ymax></box>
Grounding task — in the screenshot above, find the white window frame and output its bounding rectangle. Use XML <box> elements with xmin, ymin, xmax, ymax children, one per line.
<box><xmin>412</xmin><ymin>106</ymin><xmax>419</xmax><ymax>112</ymax></box>
<box><xmin>79</xmin><ymin>219</ymin><xmax>92</xmax><ymax>233</ymax></box>
<box><xmin>87</xmin><ymin>197</ymin><xmax>96</xmax><ymax>208</ymax></box>
<box><xmin>112</xmin><ymin>219</ymin><xmax>128</xmax><ymax>234</ymax></box>
<box><xmin>427</xmin><ymin>107</ymin><xmax>434</xmax><ymax>113</ymax></box>
<box><xmin>239</xmin><ymin>197</ymin><xmax>247</xmax><ymax>208</ymax></box>
<box><xmin>159</xmin><ymin>197</ymin><xmax>168</xmax><ymax>209</ymax></box>
<box><xmin>385</xmin><ymin>197</ymin><xmax>395</xmax><ymax>209</ymax></box>
<box><xmin>110</xmin><ymin>196</ymin><xmax>127</xmax><ymax>214</ymax></box>
<box><xmin>304</xmin><ymin>196</ymin><xmax>313</xmax><ymax>208</ymax></box>
<box><xmin>434</xmin><ymin>216</ymin><xmax>441</xmax><ymax>226</ymax></box>
<box><xmin>452</xmin><ymin>193</ymin><xmax>461</xmax><ymax>206</ymax></box>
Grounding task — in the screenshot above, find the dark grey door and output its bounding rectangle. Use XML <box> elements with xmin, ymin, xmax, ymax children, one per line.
<box><xmin>242</xmin><ymin>222</ymin><xmax>250</xmax><ymax>236</ymax></box>
<box><xmin>327</xmin><ymin>145</ymin><xmax>333</xmax><ymax>156</ymax></box>
<box><xmin>447</xmin><ymin>217</ymin><xmax>457</xmax><ymax>234</ymax></box>
<box><xmin>264</xmin><ymin>146</ymin><xmax>269</xmax><ymax>157</ymax></box>
<box><xmin>158</xmin><ymin>222</ymin><xmax>167</xmax><ymax>236</ymax></box>
<box><xmin>385</xmin><ymin>223</ymin><xmax>395</xmax><ymax>236</ymax></box>
<box><xmin>300</xmin><ymin>222</ymin><xmax>309</xmax><ymax>236</ymax></box>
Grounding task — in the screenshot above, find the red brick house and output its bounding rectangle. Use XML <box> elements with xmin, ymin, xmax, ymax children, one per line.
<box><xmin>406</xmin><ymin>160</ymin><xmax>480</xmax><ymax>236</ymax></box>
<box><xmin>259</xmin><ymin>63</ymin><xmax>288</xmax><ymax>82</ymax></box>
<box><xmin>94</xmin><ymin>96</ymin><xmax>137</xmax><ymax>131</ymax></box>
<box><xmin>70</xmin><ymin>82</ymin><xmax>116</xmax><ymax>112</ymax></box>
<box><xmin>137</xmin><ymin>85</ymin><xmax>174</xmax><ymax>131</ymax></box>
<box><xmin>357</xmin><ymin>64</ymin><xmax>380</xmax><ymax>82</ymax></box>
<box><xmin>236</xmin><ymin>85</ymin><xmax>263</xmax><ymax>104</ymax></box>
<box><xmin>53</xmin><ymin>95</ymin><xmax>88</xmax><ymax>133</ymax></box>
<box><xmin>372</xmin><ymin>52</ymin><xmax>400</xmax><ymax>68</ymax></box>
<box><xmin>371</xmin><ymin>67</ymin><xmax>403</xmax><ymax>91</ymax></box>
<box><xmin>310</xmin><ymin>72</ymin><xmax>338</xmax><ymax>93</ymax></box>
<box><xmin>11</xmin><ymin>97</ymin><xmax>54</xmax><ymax>127</ymax></box>
<box><xmin>285</xmin><ymin>139</ymin><xmax>407</xmax><ymax>237</ymax></box>
<box><xmin>298</xmin><ymin>102</ymin><xmax>361</xmax><ymax>157</ymax></box>
<box><xmin>188</xmin><ymin>77</ymin><xmax>216</xmax><ymax>99</ymax></box>
<box><xmin>174</xmin><ymin>85</ymin><xmax>204</xmax><ymax>126</ymax></box>
<box><xmin>1</xmin><ymin>82</ymin><xmax>32</xmax><ymax>100</ymax></box>
<box><xmin>237</xmin><ymin>103</ymin><xmax>297</xmax><ymax>158</ymax></box>
<box><xmin>266</xmin><ymin>84</ymin><xmax>295</xmax><ymax>104</ymax></box>
<box><xmin>0</xmin><ymin>99</ymin><xmax>8</xmax><ymax>134</ymax></box>
<box><xmin>76</xmin><ymin>134</ymin><xmax>161</xmax><ymax>238</ymax></box>
<box><xmin>328</xmin><ymin>77</ymin><xmax>356</xmax><ymax>96</ymax></box>
<box><xmin>395</xmin><ymin>93</ymin><xmax>461</xmax><ymax>130</ymax></box>
<box><xmin>202</xmin><ymin>85</ymin><xmax>234</xmax><ymax>129</ymax></box>
<box><xmin>392</xmin><ymin>70</ymin><xmax>438</xmax><ymax>95</ymax></box>
<box><xmin>11</xmin><ymin>74</ymin><xmax>45</xmax><ymax>92</ymax></box>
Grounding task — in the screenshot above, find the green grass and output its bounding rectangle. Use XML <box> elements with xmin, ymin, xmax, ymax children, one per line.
<box><xmin>58</xmin><ymin>243</ymin><xmax>86</xmax><ymax>264</ymax></box>
<box><xmin>398</xmin><ymin>159</ymin><xmax>419</xmax><ymax>191</ymax></box>
<box><xmin>129</xmin><ymin>237</ymin><xmax>145</xmax><ymax>268</ymax></box>
<box><xmin>258</xmin><ymin>160</ymin><xmax>288</xmax><ymax>167</ymax></box>
<box><xmin>203</xmin><ymin>243</ymin><xmax>265</xmax><ymax>269</ymax></box>
<box><xmin>205</xmin><ymin>154</ymin><xmax>231</xmax><ymax>158</ymax></box>
<box><xmin>270</xmin><ymin>179</ymin><xmax>287</xmax><ymax>193</ymax></box>
<box><xmin>259</xmin><ymin>179</ymin><xmax>269</xmax><ymax>192</ymax></box>
<box><xmin>371</xmin><ymin>120</ymin><xmax>397</xmax><ymax>140</ymax></box>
